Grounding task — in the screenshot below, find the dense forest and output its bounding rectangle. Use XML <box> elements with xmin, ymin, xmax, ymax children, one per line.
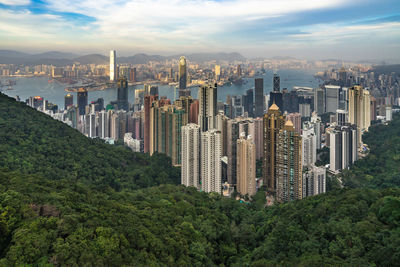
<box><xmin>0</xmin><ymin>94</ymin><xmax>180</xmax><ymax>190</ymax></box>
<box><xmin>1</xmin><ymin>93</ymin><xmax>400</xmax><ymax>266</ymax></box>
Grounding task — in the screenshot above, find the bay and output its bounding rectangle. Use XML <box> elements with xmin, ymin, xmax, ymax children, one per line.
<box><xmin>2</xmin><ymin>69</ymin><xmax>320</xmax><ymax>109</ymax></box>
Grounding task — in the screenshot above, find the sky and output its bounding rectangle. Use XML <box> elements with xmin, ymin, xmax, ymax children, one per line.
<box><xmin>0</xmin><ymin>0</ymin><xmax>399</xmax><ymax>61</ymax></box>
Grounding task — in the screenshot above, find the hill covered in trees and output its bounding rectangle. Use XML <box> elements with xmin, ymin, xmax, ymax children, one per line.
<box><xmin>1</xmin><ymin>93</ymin><xmax>400</xmax><ymax>266</ymax></box>
<box><xmin>0</xmin><ymin>93</ymin><xmax>180</xmax><ymax>190</ymax></box>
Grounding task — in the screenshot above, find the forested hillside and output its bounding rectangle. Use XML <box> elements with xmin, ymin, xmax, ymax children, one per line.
<box><xmin>0</xmin><ymin>93</ymin><xmax>180</xmax><ymax>190</ymax></box>
<box><xmin>1</xmin><ymin>93</ymin><xmax>400</xmax><ymax>266</ymax></box>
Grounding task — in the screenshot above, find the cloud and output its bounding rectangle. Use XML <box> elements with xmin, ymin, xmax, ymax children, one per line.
<box><xmin>43</xmin><ymin>0</ymin><xmax>348</xmax><ymax>39</ymax></box>
<box><xmin>0</xmin><ymin>0</ymin><xmax>399</xmax><ymax>60</ymax></box>
<box><xmin>0</xmin><ymin>0</ymin><xmax>30</xmax><ymax>5</ymax></box>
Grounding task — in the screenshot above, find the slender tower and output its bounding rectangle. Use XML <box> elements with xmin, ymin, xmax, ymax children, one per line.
<box><xmin>276</xmin><ymin>120</ymin><xmax>302</xmax><ymax>203</ymax></box>
<box><xmin>198</xmin><ymin>84</ymin><xmax>217</xmax><ymax>132</ymax></box>
<box><xmin>110</xmin><ymin>50</ymin><xmax>116</xmax><ymax>81</ymax></box>
<box><xmin>179</xmin><ymin>56</ymin><xmax>187</xmax><ymax>95</ymax></box>
<box><xmin>201</xmin><ymin>129</ymin><xmax>222</xmax><ymax>194</ymax></box>
<box><xmin>263</xmin><ymin>103</ymin><xmax>285</xmax><ymax>192</ymax></box>
<box><xmin>236</xmin><ymin>133</ymin><xmax>256</xmax><ymax>196</ymax></box>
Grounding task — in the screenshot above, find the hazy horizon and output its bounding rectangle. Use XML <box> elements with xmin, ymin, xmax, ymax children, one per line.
<box><xmin>0</xmin><ymin>0</ymin><xmax>399</xmax><ymax>62</ymax></box>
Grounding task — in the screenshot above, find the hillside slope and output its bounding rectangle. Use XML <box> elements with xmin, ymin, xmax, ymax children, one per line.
<box><xmin>0</xmin><ymin>93</ymin><xmax>180</xmax><ymax>190</ymax></box>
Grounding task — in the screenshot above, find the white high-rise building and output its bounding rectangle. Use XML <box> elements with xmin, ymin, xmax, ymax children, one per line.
<box><xmin>91</xmin><ymin>113</ymin><xmax>97</xmax><ymax>138</ymax></box>
<box><xmin>310</xmin><ymin>113</ymin><xmax>322</xmax><ymax>149</ymax></box>
<box><xmin>201</xmin><ymin>129</ymin><xmax>222</xmax><ymax>194</ymax></box>
<box><xmin>110</xmin><ymin>50</ymin><xmax>117</xmax><ymax>81</ymax></box>
<box><xmin>303</xmin><ymin>165</ymin><xmax>326</xmax><ymax>197</ymax></box>
<box><xmin>181</xmin><ymin>124</ymin><xmax>200</xmax><ymax>189</ymax></box>
<box><xmin>98</xmin><ymin>110</ymin><xmax>109</xmax><ymax>139</ymax></box>
<box><xmin>328</xmin><ymin>125</ymin><xmax>358</xmax><ymax>173</ymax></box>
<box><xmin>302</xmin><ymin>126</ymin><xmax>317</xmax><ymax>167</ymax></box>
<box><xmin>386</xmin><ymin>106</ymin><xmax>393</xmax><ymax>121</ymax></box>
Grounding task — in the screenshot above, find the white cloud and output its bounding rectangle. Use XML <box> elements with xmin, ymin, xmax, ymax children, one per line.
<box><xmin>43</xmin><ymin>0</ymin><xmax>348</xmax><ymax>40</ymax></box>
<box><xmin>0</xmin><ymin>0</ymin><xmax>30</xmax><ymax>5</ymax></box>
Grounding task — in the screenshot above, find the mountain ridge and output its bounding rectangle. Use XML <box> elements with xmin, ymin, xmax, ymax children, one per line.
<box><xmin>0</xmin><ymin>50</ymin><xmax>246</xmax><ymax>65</ymax></box>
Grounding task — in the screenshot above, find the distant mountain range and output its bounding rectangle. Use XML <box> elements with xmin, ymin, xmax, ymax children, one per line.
<box><xmin>0</xmin><ymin>50</ymin><xmax>246</xmax><ymax>66</ymax></box>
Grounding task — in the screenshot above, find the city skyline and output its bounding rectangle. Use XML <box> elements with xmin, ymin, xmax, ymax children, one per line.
<box><xmin>0</xmin><ymin>0</ymin><xmax>399</xmax><ymax>61</ymax></box>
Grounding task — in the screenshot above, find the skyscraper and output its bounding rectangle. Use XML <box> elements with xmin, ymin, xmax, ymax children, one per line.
<box><xmin>276</xmin><ymin>120</ymin><xmax>302</xmax><ymax>203</ymax></box>
<box><xmin>201</xmin><ymin>129</ymin><xmax>222</xmax><ymax>194</ymax></box>
<box><xmin>303</xmin><ymin>165</ymin><xmax>326</xmax><ymax>197</ymax></box>
<box><xmin>149</xmin><ymin>103</ymin><xmax>187</xmax><ymax>166</ymax></box>
<box><xmin>110</xmin><ymin>50</ymin><xmax>117</xmax><ymax>82</ymax></box>
<box><xmin>144</xmin><ymin>94</ymin><xmax>158</xmax><ymax>153</ymax></box>
<box><xmin>302</xmin><ymin>126</ymin><xmax>317</xmax><ymax>167</ymax></box>
<box><xmin>179</xmin><ymin>56</ymin><xmax>187</xmax><ymax>96</ymax></box>
<box><xmin>324</xmin><ymin>85</ymin><xmax>340</xmax><ymax>113</ymax></box>
<box><xmin>215</xmin><ymin>65</ymin><xmax>221</xmax><ymax>81</ymax></box>
<box><xmin>198</xmin><ymin>84</ymin><xmax>217</xmax><ymax>132</ymax></box>
<box><xmin>181</xmin><ymin>123</ymin><xmax>200</xmax><ymax>189</ymax></box>
<box><xmin>255</xmin><ymin>78</ymin><xmax>264</xmax><ymax>117</ymax></box>
<box><xmin>98</xmin><ymin>110</ymin><xmax>109</xmax><ymax>139</ymax></box>
<box><xmin>263</xmin><ymin>103</ymin><xmax>286</xmax><ymax>192</ymax></box>
<box><xmin>64</xmin><ymin>93</ymin><xmax>73</xmax><ymax>110</ymax></box>
<box><xmin>314</xmin><ymin>88</ymin><xmax>325</xmax><ymax>114</ymax></box>
<box><xmin>370</xmin><ymin>96</ymin><xmax>377</xmax><ymax>121</ymax></box>
<box><xmin>236</xmin><ymin>133</ymin><xmax>256</xmax><ymax>196</ymax></box>
<box><xmin>216</xmin><ymin>111</ymin><xmax>229</xmax><ymax>156</ymax></box>
<box><xmin>254</xmin><ymin>117</ymin><xmax>264</xmax><ymax>160</ymax></box>
<box><xmin>273</xmin><ymin>73</ymin><xmax>280</xmax><ymax>92</ymax></box>
<box><xmin>117</xmin><ymin>77</ymin><xmax>129</xmax><ymax>111</ymax></box>
<box><xmin>77</xmin><ymin>88</ymin><xmax>88</xmax><ymax>116</ymax></box>
<box><xmin>227</xmin><ymin>118</ymin><xmax>255</xmax><ymax>185</ymax></box>
<box><xmin>243</xmin><ymin>89</ymin><xmax>254</xmax><ymax>117</ymax></box>
<box><xmin>328</xmin><ymin>125</ymin><xmax>358</xmax><ymax>173</ymax></box>
<box><xmin>348</xmin><ymin>85</ymin><xmax>371</xmax><ymax>144</ymax></box>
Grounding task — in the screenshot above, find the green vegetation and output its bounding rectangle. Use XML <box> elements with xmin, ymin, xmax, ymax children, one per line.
<box><xmin>342</xmin><ymin>113</ymin><xmax>400</xmax><ymax>189</ymax></box>
<box><xmin>0</xmin><ymin>94</ymin><xmax>180</xmax><ymax>191</ymax></box>
<box><xmin>1</xmin><ymin>169</ymin><xmax>400</xmax><ymax>266</ymax></box>
<box><xmin>1</xmin><ymin>93</ymin><xmax>400</xmax><ymax>266</ymax></box>
<box><xmin>316</xmin><ymin>146</ymin><xmax>329</xmax><ymax>167</ymax></box>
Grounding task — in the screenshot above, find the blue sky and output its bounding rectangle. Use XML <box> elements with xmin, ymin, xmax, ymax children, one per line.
<box><xmin>0</xmin><ymin>0</ymin><xmax>399</xmax><ymax>61</ymax></box>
